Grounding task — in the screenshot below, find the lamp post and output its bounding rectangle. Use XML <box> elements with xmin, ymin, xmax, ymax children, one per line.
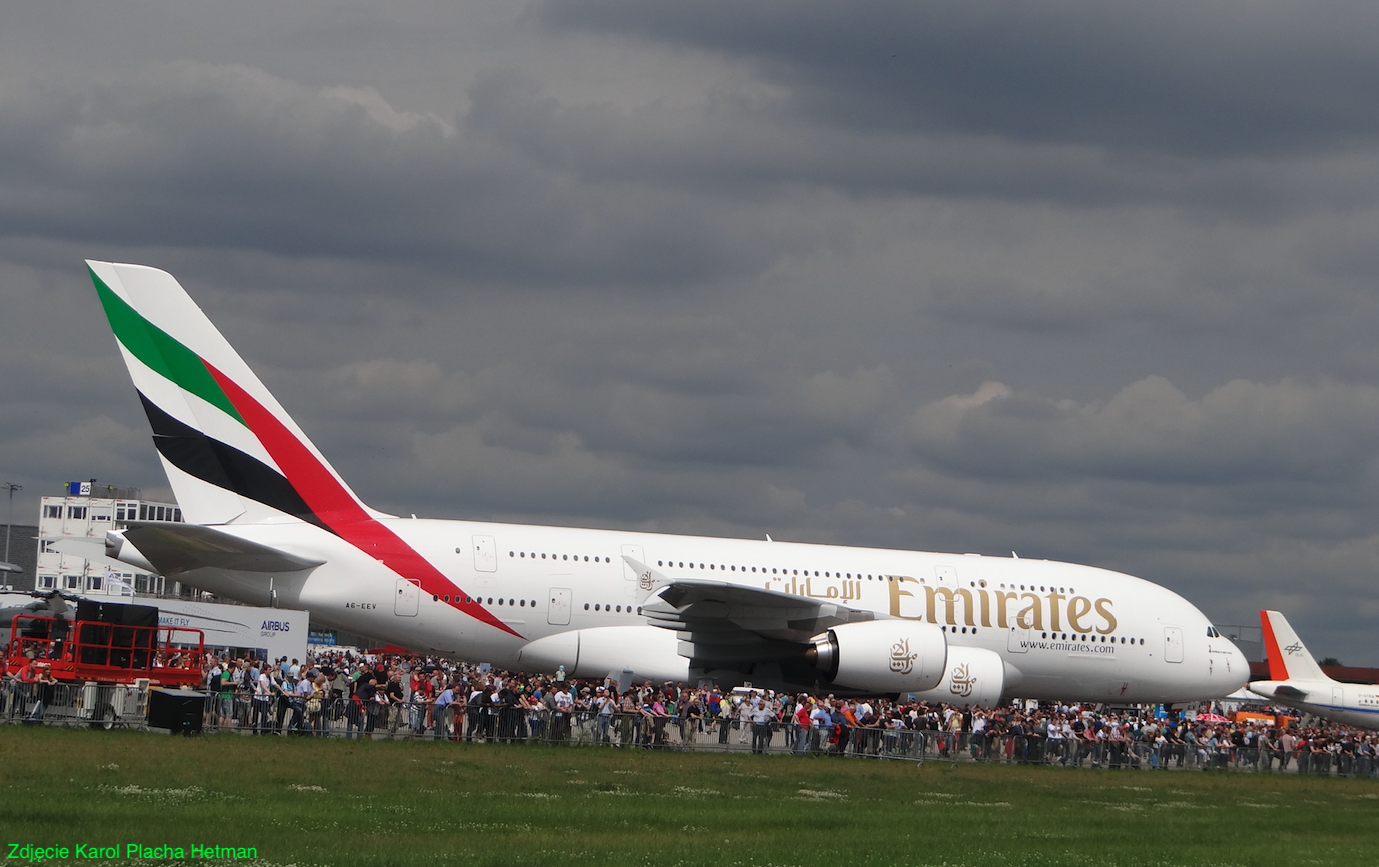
<box><xmin>3</xmin><ymin>481</ymin><xmax>20</xmax><ymax>571</ymax></box>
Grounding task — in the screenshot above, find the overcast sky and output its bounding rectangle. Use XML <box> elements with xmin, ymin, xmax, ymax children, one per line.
<box><xmin>4</xmin><ymin>1</ymin><xmax>1379</xmax><ymax>663</ymax></box>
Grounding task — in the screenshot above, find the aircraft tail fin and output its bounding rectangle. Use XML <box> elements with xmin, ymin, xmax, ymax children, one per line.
<box><xmin>1259</xmin><ymin>609</ymin><xmax>1328</xmax><ymax>683</ymax></box>
<box><xmin>87</xmin><ymin>261</ymin><xmax>378</xmax><ymax>529</ymax></box>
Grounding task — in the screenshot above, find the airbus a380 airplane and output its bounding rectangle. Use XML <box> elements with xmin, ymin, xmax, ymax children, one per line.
<box><xmin>88</xmin><ymin>260</ymin><xmax>1247</xmax><ymax>704</ymax></box>
<box><xmin>1248</xmin><ymin>610</ymin><xmax>1379</xmax><ymax>729</ymax></box>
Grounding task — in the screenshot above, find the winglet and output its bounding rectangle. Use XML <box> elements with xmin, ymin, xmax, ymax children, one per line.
<box><xmin>621</xmin><ymin>555</ymin><xmax>674</xmax><ymax>602</ymax></box>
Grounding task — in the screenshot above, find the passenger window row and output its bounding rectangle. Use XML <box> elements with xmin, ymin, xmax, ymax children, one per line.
<box><xmin>510</xmin><ymin>551</ymin><xmax>612</xmax><ymax>563</ymax></box>
<box><xmin>434</xmin><ymin>594</ymin><xmax>537</xmax><ymax>608</ymax></box>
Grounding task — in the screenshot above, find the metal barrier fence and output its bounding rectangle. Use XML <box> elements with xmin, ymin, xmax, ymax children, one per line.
<box><xmin>190</xmin><ymin>696</ymin><xmax>941</xmax><ymax>759</ymax></box>
<box><xmin>2</xmin><ymin>682</ymin><xmax>1375</xmax><ymax>777</ymax></box>
<box><xmin>1</xmin><ymin>680</ymin><xmax>142</xmax><ymax>729</ymax></box>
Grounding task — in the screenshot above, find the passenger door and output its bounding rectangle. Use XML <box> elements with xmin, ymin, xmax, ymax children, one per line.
<box><xmin>1007</xmin><ymin>624</ymin><xmax>1029</xmax><ymax>653</ymax></box>
<box><xmin>395</xmin><ymin>578</ymin><xmax>419</xmax><ymax>617</ymax></box>
<box><xmin>472</xmin><ymin>535</ymin><xmax>497</xmax><ymax>573</ymax></box>
<box><xmin>1164</xmin><ymin>626</ymin><xmax>1184</xmax><ymax>663</ymax></box>
<box><xmin>548</xmin><ymin>587</ymin><xmax>572</xmax><ymax>626</ymax></box>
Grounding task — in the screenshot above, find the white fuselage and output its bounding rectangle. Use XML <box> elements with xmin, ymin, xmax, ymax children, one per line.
<box><xmin>1248</xmin><ymin>679</ymin><xmax>1379</xmax><ymax>730</ymax></box>
<box><xmin>203</xmin><ymin>515</ymin><xmax>1248</xmax><ymax>703</ymax></box>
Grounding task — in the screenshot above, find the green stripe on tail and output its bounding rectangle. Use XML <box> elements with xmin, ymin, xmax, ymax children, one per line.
<box><xmin>90</xmin><ymin>265</ymin><xmax>246</xmax><ymax>426</ymax></box>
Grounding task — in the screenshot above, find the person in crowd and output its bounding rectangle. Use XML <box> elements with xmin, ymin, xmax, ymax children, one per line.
<box><xmin>748</xmin><ymin>697</ymin><xmax>774</xmax><ymax>755</ymax></box>
<box><xmin>252</xmin><ymin>660</ymin><xmax>273</xmax><ymax>735</ymax></box>
<box><xmin>307</xmin><ymin>673</ymin><xmax>328</xmax><ymax>737</ymax></box>
<box><xmin>63</xmin><ymin>641</ymin><xmax>1374</xmax><ymax>779</ymax></box>
<box><xmin>792</xmin><ymin>697</ymin><xmax>812</xmax><ymax>756</ymax></box>
<box><xmin>432</xmin><ymin>680</ymin><xmax>457</xmax><ymax>741</ymax></box>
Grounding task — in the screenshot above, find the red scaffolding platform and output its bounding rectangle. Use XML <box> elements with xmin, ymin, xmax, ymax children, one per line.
<box><xmin>6</xmin><ymin>614</ymin><xmax>205</xmax><ymax>688</ymax></box>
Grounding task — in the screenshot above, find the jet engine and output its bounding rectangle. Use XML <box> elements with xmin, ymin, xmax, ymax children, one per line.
<box><xmin>808</xmin><ymin>620</ymin><xmax>947</xmax><ymax>693</ymax></box>
<box><xmin>911</xmin><ymin>645</ymin><xmax>1006</xmax><ymax>707</ymax></box>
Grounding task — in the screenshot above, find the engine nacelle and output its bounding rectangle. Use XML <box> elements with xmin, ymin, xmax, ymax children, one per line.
<box><xmin>517</xmin><ymin>626</ymin><xmax>690</xmax><ymax>683</ymax></box>
<box><xmin>810</xmin><ymin>620</ymin><xmax>947</xmax><ymax>693</ymax></box>
<box><xmin>911</xmin><ymin>645</ymin><xmax>1006</xmax><ymax>707</ymax></box>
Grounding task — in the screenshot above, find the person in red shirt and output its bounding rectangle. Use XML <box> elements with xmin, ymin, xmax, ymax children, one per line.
<box><xmin>793</xmin><ymin>697</ymin><xmax>812</xmax><ymax>755</ymax></box>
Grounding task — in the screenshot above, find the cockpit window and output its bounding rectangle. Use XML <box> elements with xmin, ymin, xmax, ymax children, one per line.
<box><xmin>1206</xmin><ymin>626</ymin><xmax>1220</xmax><ymax>638</ymax></box>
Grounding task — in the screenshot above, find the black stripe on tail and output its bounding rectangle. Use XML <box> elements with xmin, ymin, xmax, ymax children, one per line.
<box><xmin>138</xmin><ymin>392</ymin><xmax>330</xmax><ymax>532</ymax></box>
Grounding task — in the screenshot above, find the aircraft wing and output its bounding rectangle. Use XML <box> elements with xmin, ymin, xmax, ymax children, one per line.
<box><xmin>110</xmin><ymin>522</ymin><xmax>325</xmax><ymax>575</ymax></box>
<box><xmin>626</xmin><ymin>557</ymin><xmax>880</xmax><ymax>666</ymax></box>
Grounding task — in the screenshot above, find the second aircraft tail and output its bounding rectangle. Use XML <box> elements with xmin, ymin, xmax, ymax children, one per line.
<box><xmin>1259</xmin><ymin>609</ymin><xmax>1329</xmax><ymax>683</ymax></box>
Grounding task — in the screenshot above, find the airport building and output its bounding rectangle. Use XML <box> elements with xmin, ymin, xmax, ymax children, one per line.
<box><xmin>18</xmin><ymin>480</ymin><xmax>374</xmax><ymax>659</ymax></box>
<box><xmin>22</xmin><ymin>481</ymin><xmax>318</xmax><ymax>659</ymax></box>
<box><xmin>36</xmin><ymin>481</ymin><xmax>183</xmax><ymax>596</ymax></box>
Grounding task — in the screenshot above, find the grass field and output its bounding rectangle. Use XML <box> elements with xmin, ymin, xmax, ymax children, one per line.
<box><xmin>1</xmin><ymin>726</ymin><xmax>1376</xmax><ymax>867</ymax></box>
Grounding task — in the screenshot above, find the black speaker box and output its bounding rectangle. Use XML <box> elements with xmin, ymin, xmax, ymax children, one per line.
<box><xmin>76</xmin><ymin>600</ymin><xmax>158</xmax><ymax>627</ymax></box>
<box><xmin>148</xmin><ymin>689</ymin><xmax>207</xmax><ymax>735</ymax></box>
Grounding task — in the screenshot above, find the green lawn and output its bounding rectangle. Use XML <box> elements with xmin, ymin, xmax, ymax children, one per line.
<box><xmin>1</xmin><ymin>727</ymin><xmax>1374</xmax><ymax>866</ymax></box>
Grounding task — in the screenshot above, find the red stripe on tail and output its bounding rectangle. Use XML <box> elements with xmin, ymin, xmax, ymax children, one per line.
<box><xmin>1259</xmin><ymin>610</ymin><xmax>1288</xmax><ymax>681</ymax></box>
<box><xmin>205</xmin><ymin>361</ymin><xmax>521</xmax><ymax>639</ymax></box>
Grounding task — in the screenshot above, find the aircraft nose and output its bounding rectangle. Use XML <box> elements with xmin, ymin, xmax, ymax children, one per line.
<box><xmin>1225</xmin><ymin>642</ymin><xmax>1250</xmax><ymax>692</ymax></box>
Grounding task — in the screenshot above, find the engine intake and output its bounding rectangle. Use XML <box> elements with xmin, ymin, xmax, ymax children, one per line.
<box><xmin>808</xmin><ymin>620</ymin><xmax>947</xmax><ymax>693</ymax></box>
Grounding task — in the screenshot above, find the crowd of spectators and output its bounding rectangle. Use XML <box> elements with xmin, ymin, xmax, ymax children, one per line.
<box><xmin>182</xmin><ymin>650</ymin><xmax>1379</xmax><ymax>777</ymax></box>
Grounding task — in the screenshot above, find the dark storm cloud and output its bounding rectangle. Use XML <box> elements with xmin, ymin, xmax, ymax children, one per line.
<box><xmin>902</xmin><ymin>377</ymin><xmax>1379</xmax><ymax>489</ymax></box>
<box><xmin>4</xmin><ymin>3</ymin><xmax>1379</xmax><ymax>662</ymax></box>
<box><xmin>467</xmin><ymin>55</ymin><xmax>1379</xmax><ymax>219</ymax></box>
<box><xmin>541</xmin><ymin>1</ymin><xmax>1379</xmax><ymax>156</ymax></box>
<box><xmin>0</xmin><ymin>63</ymin><xmax>803</xmax><ymax>288</ymax></box>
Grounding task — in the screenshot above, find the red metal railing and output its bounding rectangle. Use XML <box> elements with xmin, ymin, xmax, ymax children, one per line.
<box><xmin>6</xmin><ymin>614</ymin><xmax>204</xmax><ymax>687</ymax></box>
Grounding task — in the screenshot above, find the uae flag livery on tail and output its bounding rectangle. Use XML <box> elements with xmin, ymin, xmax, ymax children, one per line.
<box><xmin>88</xmin><ymin>261</ymin><xmax>519</xmax><ymax>637</ymax></box>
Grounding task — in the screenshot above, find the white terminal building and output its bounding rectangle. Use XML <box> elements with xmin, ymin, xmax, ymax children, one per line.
<box><xmin>37</xmin><ymin>481</ymin><xmax>183</xmax><ymax>595</ymax></box>
<box><xmin>24</xmin><ymin>481</ymin><xmax>310</xmax><ymax>661</ymax></box>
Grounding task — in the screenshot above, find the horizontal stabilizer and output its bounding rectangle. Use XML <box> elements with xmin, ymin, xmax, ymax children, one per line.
<box><xmin>1273</xmin><ymin>683</ymin><xmax>1309</xmax><ymax>700</ymax></box>
<box><xmin>43</xmin><ymin>537</ymin><xmax>134</xmax><ymax>573</ymax></box>
<box><xmin>109</xmin><ymin>522</ymin><xmax>324</xmax><ymax>575</ymax></box>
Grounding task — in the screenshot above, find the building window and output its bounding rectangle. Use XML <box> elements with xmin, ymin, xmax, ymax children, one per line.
<box><xmin>88</xmin><ymin>575</ymin><xmax>102</xmax><ymax>591</ymax></box>
<box><xmin>93</xmin><ymin>513</ymin><xmax>110</xmax><ymax>522</ymax></box>
<box><xmin>139</xmin><ymin>504</ymin><xmax>148</xmax><ymax>520</ymax></box>
<box><xmin>44</xmin><ymin>505</ymin><xmax>62</xmax><ymax>519</ymax></box>
<box><xmin>37</xmin><ymin>575</ymin><xmax>56</xmax><ymax>589</ymax></box>
<box><xmin>68</xmin><ymin>506</ymin><xmax>87</xmax><ymax>520</ymax></box>
<box><xmin>64</xmin><ymin>575</ymin><xmax>80</xmax><ymax>589</ymax></box>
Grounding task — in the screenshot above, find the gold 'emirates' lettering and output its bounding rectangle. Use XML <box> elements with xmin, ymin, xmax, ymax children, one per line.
<box><xmin>1068</xmin><ymin>596</ymin><xmax>1093</xmax><ymax>632</ymax></box>
<box><xmin>1017</xmin><ymin>593</ymin><xmax>1043</xmax><ymax>630</ymax></box>
<box><xmin>1095</xmin><ymin>598</ymin><xmax>1118</xmax><ymax>633</ymax></box>
<box><xmin>888</xmin><ymin>575</ymin><xmax>1116</xmax><ymax>635</ymax></box>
